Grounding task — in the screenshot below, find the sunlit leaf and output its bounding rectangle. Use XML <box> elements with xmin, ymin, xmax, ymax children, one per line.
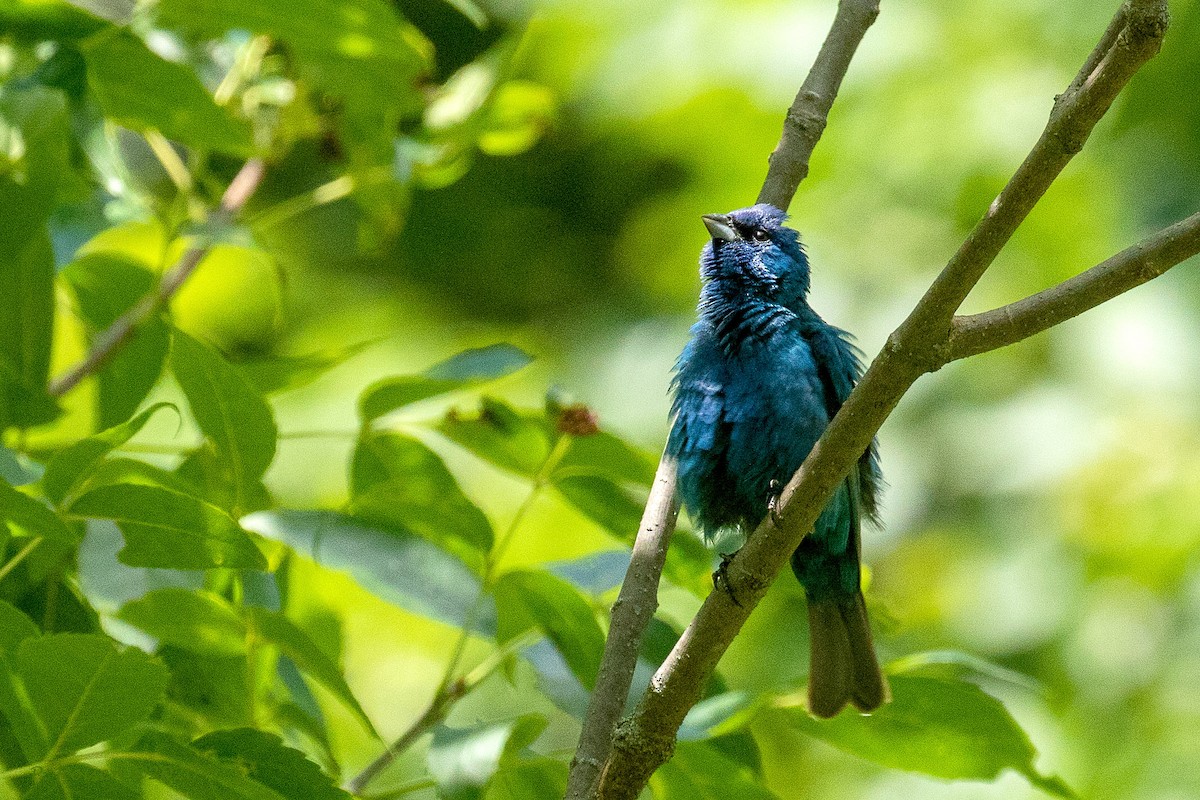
<box><xmin>780</xmin><ymin>672</ymin><xmax>1073</xmax><ymax>797</ymax></box>
<box><xmin>650</xmin><ymin>740</ymin><xmax>779</xmax><ymax>800</ymax></box>
<box><xmin>118</xmin><ymin>588</ymin><xmax>247</xmax><ymax>656</ymax></box>
<box><xmin>171</xmin><ymin>330</ymin><xmax>278</xmax><ymax>513</ymax></box>
<box><xmin>61</xmin><ymin>256</ymin><xmax>172</xmax><ymax>428</ymax></box>
<box><xmin>239</xmin><ymin>339</ymin><xmax>377</xmax><ymax>395</ymax></box>
<box><xmin>494</xmin><ymin>570</ymin><xmax>603</xmax><ymax>690</ymax></box>
<box><xmin>0</xmin><ymin>479</ymin><xmax>76</xmax><ymax>543</ymax></box>
<box><xmin>131</xmin><ymin>732</ymin><xmax>290</xmax><ymax>800</ymax></box>
<box><xmin>16</xmin><ymin>633</ymin><xmax>169</xmax><ymax>757</ymax></box>
<box><xmin>351</xmin><ymin>431</ymin><xmax>493</xmax><ymax>560</ymax></box>
<box><xmin>245</xmin><ymin>607</ymin><xmax>378</xmax><ymax>737</ymax></box>
<box><xmin>42</xmin><ymin>402</ymin><xmax>176</xmax><ymax>505</ymax></box>
<box><xmin>439</xmin><ymin>397</ymin><xmax>551</xmax><ymax>477</ymax></box>
<box><xmin>428</xmin><ymin>715</ymin><xmax>547</xmax><ymax>800</ymax></box>
<box><xmin>79</xmin><ymin>29</ymin><xmax>252</xmax><ymax>154</ymax></box>
<box><xmin>192</xmin><ymin>728</ymin><xmax>350</xmax><ymax>800</ymax></box>
<box><xmin>359</xmin><ymin>343</ymin><xmax>533</xmax><ymax>423</ymax></box>
<box><xmin>69</xmin><ymin>483</ymin><xmax>266</xmax><ymax>570</ymax></box>
<box><xmin>26</xmin><ymin>764</ymin><xmax>139</xmax><ymax>800</ymax></box>
<box><xmin>555</xmin><ymin>432</ymin><xmax>656</xmax><ymax>486</ymax></box>
<box><xmin>242</xmin><ymin>510</ymin><xmax>494</xmax><ymax>633</ymax></box>
<box><xmin>478</xmin><ymin>81</ymin><xmax>556</xmax><ymax>157</ymax></box>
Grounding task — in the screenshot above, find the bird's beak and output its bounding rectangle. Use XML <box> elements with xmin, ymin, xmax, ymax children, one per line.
<box><xmin>702</xmin><ymin>213</ymin><xmax>738</xmax><ymax>242</ymax></box>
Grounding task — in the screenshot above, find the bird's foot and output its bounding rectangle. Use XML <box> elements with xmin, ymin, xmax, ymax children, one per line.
<box><xmin>712</xmin><ymin>550</ymin><xmax>743</xmax><ymax>607</ymax></box>
<box><xmin>767</xmin><ymin>479</ymin><xmax>783</xmax><ymax>527</ymax></box>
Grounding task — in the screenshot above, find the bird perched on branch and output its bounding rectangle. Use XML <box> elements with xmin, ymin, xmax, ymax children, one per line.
<box><xmin>666</xmin><ymin>203</ymin><xmax>887</xmax><ymax>718</ymax></box>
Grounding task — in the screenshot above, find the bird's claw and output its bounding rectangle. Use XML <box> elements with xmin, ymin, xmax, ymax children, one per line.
<box><xmin>712</xmin><ymin>550</ymin><xmax>743</xmax><ymax>607</ymax></box>
<box><xmin>767</xmin><ymin>479</ymin><xmax>783</xmax><ymax>527</ymax></box>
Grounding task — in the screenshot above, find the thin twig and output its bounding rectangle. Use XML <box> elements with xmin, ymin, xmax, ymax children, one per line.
<box><xmin>589</xmin><ymin>2</ymin><xmax>1172</xmax><ymax>797</ymax></box>
<box><xmin>48</xmin><ymin>158</ymin><xmax>267</xmax><ymax>398</ymax></box>
<box><xmin>947</xmin><ymin>210</ymin><xmax>1200</xmax><ymax>361</ymax></box>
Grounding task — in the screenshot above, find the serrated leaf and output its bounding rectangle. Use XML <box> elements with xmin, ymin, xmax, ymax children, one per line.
<box><xmin>245</xmin><ymin>607</ymin><xmax>378</xmax><ymax>737</ymax></box>
<box><xmin>350</xmin><ymin>431</ymin><xmax>493</xmax><ymax>560</ymax></box>
<box><xmin>160</xmin><ymin>646</ymin><xmax>253</xmax><ymax>727</ymax></box>
<box><xmin>17</xmin><ymin>633</ymin><xmax>168</xmax><ymax>758</ymax></box>
<box><xmin>61</xmin><ymin>256</ymin><xmax>172</xmax><ymax>428</ymax></box>
<box><xmin>242</xmin><ymin>511</ymin><xmax>493</xmax><ymax>633</ymax></box>
<box><xmin>429</xmin><ymin>715</ymin><xmax>547</xmax><ymax>800</ymax></box>
<box><xmin>494</xmin><ymin>570</ymin><xmax>603</xmax><ymax>690</ymax></box>
<box><xmin>359</xmin><ymin>344</ymin><xmax>533</xmax><ymax>423</ymax></box>
<box><xmin>26</xmin><ymin>763</ymin><xmax>140</xmax><ymax>800</ymax></box>
<box><xmin>69</xmin><ymin>483</ymin><xmax>266</xmax><ymax>570</ymax></box>
<box><xmin>118</xmin><ymin>588</ymin><xmax>247</xmax><ymax>656</ymax></box>
<box><xmin>0</xmin><ymin>480</ymin><xmax>76</xmax><ymax>543</ymax></box>
<box><xmin>438</xmin><ymin>397</ymin><xmax>552</xmax><ymax>477</ymax></box>
<box><xmin>42</xmin><ymin>402</ymin><xmax>177</xmax><ymax>505</ymax></box>
<box><xmin>192</xmin><ymin>728</ymin><xmax>350</xmax><ymax>800</ymax></box>
<box><xmin>781</xmin><ymin>672</ymin><xmax>1073</xmax><ymax>797</ymax></box>
<box><xmin>79</xmin><ymin>28</ymin><xmax>252</xmax><ymax>155</ymax></box>
<box><xmin>132</xmin><ymin>732</ymin><xmax>288</xmax><ymax>800</ymax></box>
<box><xmin>171</xmin><ymin>330</ymin><xmax>278</xmax><ymax>513</ymax></box>
<box><xmin>649</xmin><ymin>739</ymin><xmax>779</xmax><ymax>800</ymax></box>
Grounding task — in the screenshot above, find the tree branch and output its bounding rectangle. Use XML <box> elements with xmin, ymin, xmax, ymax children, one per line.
<box><xmin>947</xmin><ymin>210</ymin><xmax>1200</xmax><ymax>361</ymax></box>
<box><xmin>589</xmin><ymin>2</ymin><xmax>1172</xmax><ymax>798</ymax></box>
<box><xmin>565</xmin><ymin>458</ymin><xmax>679</xmax><ymax>799</ymax></box>
<box><xmin>757</xmin><ymin>0</ymin><xmax>880</xmax><ymax>210</ymax></box>
<box><xmin>48</xmin><ymin>158</ymin><xmax>267</xmax><ymax>398</ymax></box>
<box><xmin>565</xmin><ymin>3</ymin><xmax>881</xmax><ymax>797</ymax></box>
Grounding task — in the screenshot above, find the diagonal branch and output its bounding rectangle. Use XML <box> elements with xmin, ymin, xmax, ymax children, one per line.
<box><xmin>590</xmin><ymin>2</ymin><xmax>1171</xmax><ymax>798</ymax></box>
<box><xmin>947</xmin><ymin>210</ymin><xmax>1200</xmax><ymax>362</ymax></box>
<box><xmin>48</xmin><ymin>159</ymin><xmax>267</xmax><ymax>398</ymax></box>
<box><xmin>564</xmin><ymin>3</ymin><xmax>882</xmax><ymax>798</ymax></box>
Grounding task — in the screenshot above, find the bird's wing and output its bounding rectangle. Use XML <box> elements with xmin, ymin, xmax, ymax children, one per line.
<box><xmin>804</xmin><ymin>323</ymin><xmax>883</xmax><ymax>523</ymax></box>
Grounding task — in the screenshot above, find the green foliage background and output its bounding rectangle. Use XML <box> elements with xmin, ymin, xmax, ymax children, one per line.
<box><xmin>1</xmin><ymin>0</ymin><xmax>1199</xmax><ymax>798</ymax></box>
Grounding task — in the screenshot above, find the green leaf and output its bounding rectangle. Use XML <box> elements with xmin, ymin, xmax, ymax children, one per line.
<box><xmin>171</xmin><ymin>330</ymin><xmax>278</xmax><ymax>512</ymax></box>
<box><xmin>61</xmin><ymin>256</ymin><xmax>173</xmax><ymax>429</ymax></box>
<box><xmin>239</xmin><ymin>339</ymin><xmax>378</xmax><ymax>395</ymax></box>
<box><xmin>438</xmin><ymin>397</ymin><xmax>552</xmax><ymax>477</ymax></box>
<box><xmin>494</xmin><ymin>570</ymin><xmax>604</xmax><ymax>690</ymax></box>
<box><xmin>79</xmin><ymin>29</ymin><xmax>252</xmax><ymax>155</ymax></box>
<box><xmin>26</xmin><ymin>764</ymin><xmax>139</xmax><ymax>800</ymax></box>
<box><xmin>42</xmin><ymin>402</ymin><xmax>177</xmax><ymax>505</ymax></box>
<box><xmin>428</xmin><ymin>715</ymin><xmax>547</xmax><ymax>800</ymax></box>
<box><xmin>649</xmin><ymin>740</ymin><xmax>779</xmax><ymax>800</ymax></box>
<box><xmin>156</xmin><ymin>0</ymin><xmax>428</xmax><ymax>121</ymax></box>
<box><xmin>192</xmin><ymin>728</ymin><xmax>350</xmax><ymax>800</ymax></box>
<box><xmin>0</xmin><ymin>87</ymin><xmax>66</xmax><ymax>429</ymax></box>
<box><xmin>244</xmin><ymin>607</ymin><xmax>378</xmax><ymax>737</ymax></box>
<box><xmin>159</xmin><ymin>647</ymin><xmax>253</xmax><ymax>728</ymax></box>
<box><xmin>555</xmin><ymin>432</ymin><xmax>656</xmax><ymax>486</ymax></box>
<box><xmin>483</xmin><ymin>757</ymin><xmax>568</xmax><ymax>800</ymax></box>
<box><xmin>781</xmin><ymin>672</ymin><xmax>1073</xmax><ymax>797</ymax></box>
<box><xmin>118</xmin><ymin>588</ymin><xmax>247</xmax><ymax>656</ymax></box>
<box><xmin>678</xmin><ymin>692</ymin><xmax>760</xmax><ymax>741</ymax></box>
<box><xmin>0</xmin><ymin>599</ymin><xmax>38</xmax><ymax>655</ymax></box>
<box><xmin>350</xmin><ymin>432</ymin><xmax>493</xmax><ymax>560</ymax></box>
<box><xmin>0</xmin><ymin>444</ymin><xmax>42</xmax><ymax>486</ymax></box>
<box><xmin>0</xmin><ymin>0</ymin><xmax>108</xmax><ymax>40</ymax></box>
<box><xmin>552</xmin><ymin>473</ymin><xmax>643</xmax><ymax>539</ymax></box>
<box><xmin>69</xmin><ymin>483</ymin><xmax>267</xmax><ymax>570</ymax></box>
<box><xmin>131</xmin><ymin>732</ymin><xmax>289</xmax><ymax>800</ymax></box>
<box><xmin>478</xmin><ymin>81</ymin><xmax>556</xmax><ymax>157</ymax></box>
<box><xmin>359</xmin><ymin>343</ymin><xmax>533</xmax><ymax>423</ymax></box>
<box><xmin>0</xmin><ymin>480</ymin><xmax>76</xmax><ymax>543</ymax></box>
<box><xmin>16</xmin><ymin>633</ymin><xmax>169</xmax><ymax>757</ymax></box>
<box><xmin>242</xmin><ymin>511</ymin><xmax>494</xmax><ymax>633</ymax></box>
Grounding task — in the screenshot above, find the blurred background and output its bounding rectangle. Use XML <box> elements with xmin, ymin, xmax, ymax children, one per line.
<box><xmin>12</xmin><ymin>0</ymin><xmax>1200</xmax><ymax>796</ymax></box>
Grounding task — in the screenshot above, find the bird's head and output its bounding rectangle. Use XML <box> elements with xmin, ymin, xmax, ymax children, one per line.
<box><xmin>698</xmin><ymin>204</ymin><xmax>809</xmax><ymax>310</ymax></box>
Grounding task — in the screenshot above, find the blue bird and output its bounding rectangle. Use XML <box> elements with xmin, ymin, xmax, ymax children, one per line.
<box><xmin>666</xmin><ymin>204</ymin><xmax>887</xmax><ymax>718</ymax></box>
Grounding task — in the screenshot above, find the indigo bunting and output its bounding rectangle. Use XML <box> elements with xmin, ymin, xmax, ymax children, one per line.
<box><xmin>667</xmin><ymin>204</ymin><xmax>887</xmax><ymax>717</ymax></box>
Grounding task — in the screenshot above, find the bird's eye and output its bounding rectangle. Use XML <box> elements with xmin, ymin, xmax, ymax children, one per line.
<box><xmin>751</xmin><ymin>229</ymin><xmax>770</xmax><ymax>242</ymax></box>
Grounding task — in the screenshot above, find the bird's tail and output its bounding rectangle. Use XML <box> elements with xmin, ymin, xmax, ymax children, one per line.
<box><xmin>806</xmin><ymin>591</ymin><xmax>889</xmax><ymax>718</ymax></box>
